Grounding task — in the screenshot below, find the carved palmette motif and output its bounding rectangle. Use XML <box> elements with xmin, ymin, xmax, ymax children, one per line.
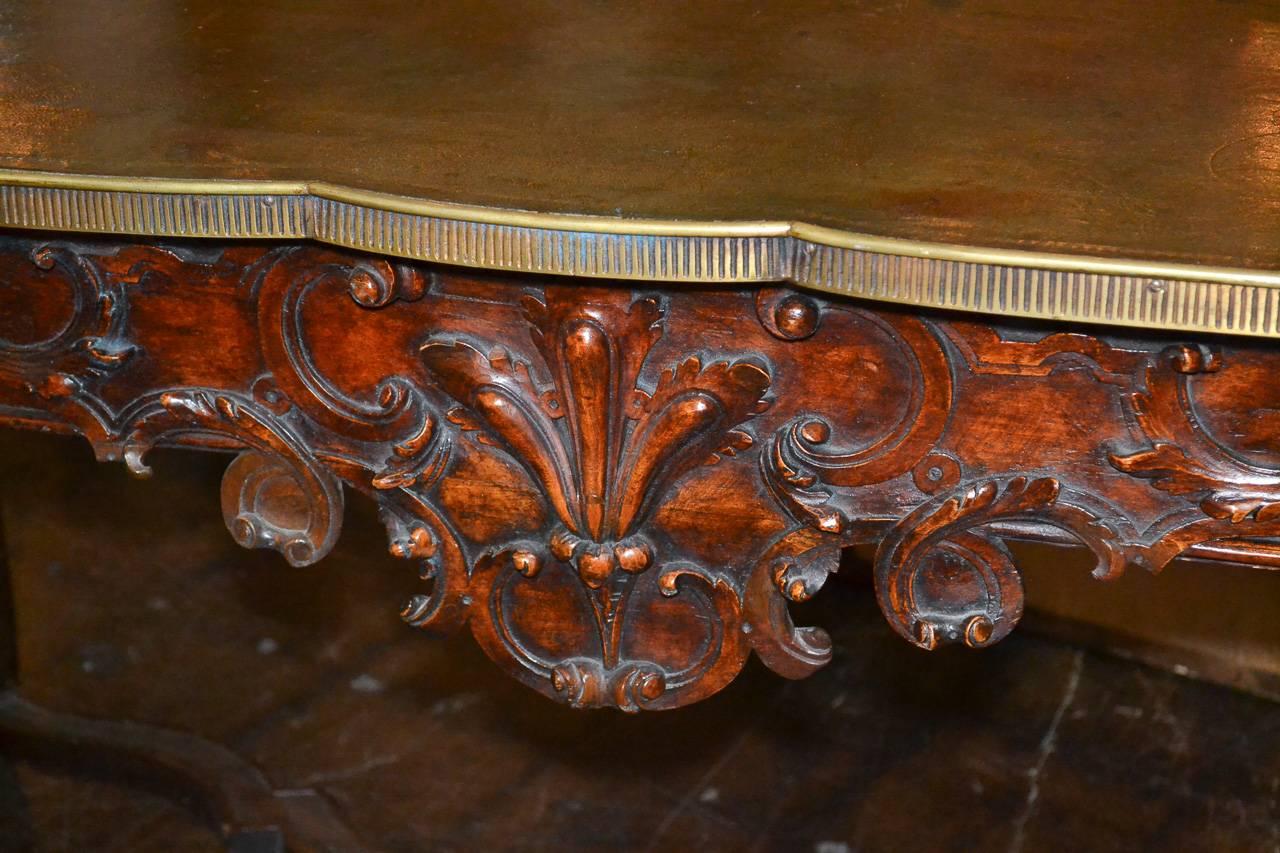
<box><xmin>3</xmin><ymin>237</ymin><xmax>1279</xmax><ymax>711</ymax></box>
<box><xmin>412</xmin><ymin>291</ymin><xmax>775</xmax><ymax>709</ymax></box>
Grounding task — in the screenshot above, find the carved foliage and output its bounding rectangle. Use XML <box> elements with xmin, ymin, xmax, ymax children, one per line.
<box><xmin>119</xmin><ymin>388</ymin><xmax>344</xmax><ymax>568</ymax></box>
<box><xmin>418</xmin><ymin>290</ymin><xmax>772</xmax><ymax>709</ymax></box>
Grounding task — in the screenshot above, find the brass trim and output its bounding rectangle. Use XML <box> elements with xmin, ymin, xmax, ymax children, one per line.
<box><xmin>1</xmin><ymin>168</ymin><xmax>1279</xmax><ymax>338</ymax></box>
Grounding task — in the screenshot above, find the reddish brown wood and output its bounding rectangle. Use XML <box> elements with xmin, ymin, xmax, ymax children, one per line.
<box><xmin>2</xmin><ymin>235</ymin><xmax>1278</xmax><ymax>711</ymax></box>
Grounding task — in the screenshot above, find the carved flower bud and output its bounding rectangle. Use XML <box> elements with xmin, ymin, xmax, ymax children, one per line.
<box><xmin>549</xmin><ymin>528</ymin><xmax>577</xmax><ymax>562</ymax></box>
<box><xmin>614</xmin><ymin>541</ymin><xmax>652</xmax><ymax>573</ymax></box>
<box><xmin>348</xmin><ymin>269</ymin><xmax>384</xmax><ymax>306</ymax></box>
<box><xmin>550</xmin><ymin>661</ymin><xmax>600</xmax><ymax>708</ymax></box>
<box><xmin>913</xmin><ymin>620</ymin><xmax>939</xmax><ymax>650</ymax></box>
<box><xmin>512</xmin><ymin>550</ymin><xmax>542</xmax><ymax>577</ymax></box>
<box><xmin>786</xmin><ymin>579</ymin><xmax>809</xmax><ymax>602</ymax></box>
<box><xmin>389</xmin><ymin>525</ymin><xmax>435</xmax><ymax>560</ymax></box>
<box><xmin>637</xmin><ymin>672</ymin><xmax>665</xmax><ymax>702</ymax></box>
<box><xmin>963</xmin><ymin>615</ymin><xmax>995</xmax><ymax>648</ymax></box>
<box><xmin>30</xmin><ymin>246</ymin><xmax>55</xmax><ymax>270</ymax></box>
<box><xmin>799</xmin><ymin>420</ymin><xmax>831</xmax><ymax>444</ymax></box>
<box><xmin>577</xmin><ymin>550</ymin><xmax>614</xmax><ymax>588</ymax></box>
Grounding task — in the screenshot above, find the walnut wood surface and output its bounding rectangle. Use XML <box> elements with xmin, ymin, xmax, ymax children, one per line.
<box><xmin>3</xmin><ymin>235</ymin><xmax>1279</xmax><ymax>711</ymax></box>
<box><xmin>2</xmin><ymin>1</ymin><xmax>1280</xmax><ymax>270</ymax></box>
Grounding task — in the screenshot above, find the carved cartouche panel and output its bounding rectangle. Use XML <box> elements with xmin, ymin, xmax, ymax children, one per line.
<box><xmin>3</xmin><ymin>235</ymin><xmax>1279</xmax><ymax>711</ymax></box>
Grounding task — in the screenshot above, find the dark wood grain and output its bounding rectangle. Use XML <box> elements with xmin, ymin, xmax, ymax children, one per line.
<box><xmin>2</xmin><ymin>234</ymin><xmax>1279</xmax><ymax>712</ymax></box>
<box><xmin>2</xmin><ymin>1</ymin><xmax>1280</xmax><ymax>270</ymax></box>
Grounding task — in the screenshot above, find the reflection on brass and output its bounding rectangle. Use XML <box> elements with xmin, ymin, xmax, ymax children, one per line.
<box><xmin>1</xmin><ymin>172</ymin><xmax>1279</xmax><ymax>338</ymax></box>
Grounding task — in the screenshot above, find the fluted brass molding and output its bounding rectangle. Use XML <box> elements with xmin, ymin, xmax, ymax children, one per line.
<box><xmin>2</xmin><ymin>169</ymin><xmax>1279</xmax><ymax>338</ymax></box>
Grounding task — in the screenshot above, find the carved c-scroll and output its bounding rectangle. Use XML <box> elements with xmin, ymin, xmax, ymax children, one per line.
<box><xmin>763</xmin><ymin>312</ymin><xmax>952</xmax><ymax>533</ymax></box>
<box><xmin>874</xmin><ymin>476</ymin><xmax>1126</xmax><ymax>650</ymax></box>
<box><xmin>117</xmin><ymin>389</ymin><xmax>344</xmax><ymax>567</ymax></box>
<box><xmin>0</xmin><ymin>244</ymin><xmax>136</xmax><ymax>440</ymax></box>
<box><xmin>1108</xmin><ymin>344</ymin><xmax>1280</xmax><ymax>571</ymax></box>
<box><xmin>1111</xmin><ymin>345</ymin><xmax>1280</xmax><ymax>523</ymax></box>
<box><xmin>255</xmin><ymin>249</ymin><xmax>432</xmax><ymax>442</ymax></box>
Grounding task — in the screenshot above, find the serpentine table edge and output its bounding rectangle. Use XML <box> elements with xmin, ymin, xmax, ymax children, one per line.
<box><xmin>4</xmin><ymin>192</ymin><xmax>1280</xmax><ymax>704</ymax></box>
<box><xmin>4</xmin><ymin>176</ymin><xmax>1280</xmax><ymax>848</ymax></box>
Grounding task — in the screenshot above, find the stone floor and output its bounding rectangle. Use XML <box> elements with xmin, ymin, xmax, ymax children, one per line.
<box><xmin>1</xmin><ymin>431</ymin><xmax>1278</xmax><ymax>852</ymax></box>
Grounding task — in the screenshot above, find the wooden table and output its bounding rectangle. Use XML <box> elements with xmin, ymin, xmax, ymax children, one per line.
<box><xmin>2</xmin><ymin>0</ymin><xmax>1279</xmax><ymax>847</ymax></box>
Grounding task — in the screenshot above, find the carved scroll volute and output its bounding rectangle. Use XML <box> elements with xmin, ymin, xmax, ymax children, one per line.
<box><xmin>874</xmin><ymin>476</ymin><xmax>1128</xmax><ymax>651</ymax></box>
<box><xmin>744</xmin><ymin>529</ymin><xmax>836</xmax><ymax>680</ymax></box>
<box><xmin>255</xmin><ymin>249</ymin><xmax>430</xmax><ymax>443</ymax></box>
<box><xmin>763</xmin><ymin>312</ymin><xmax>953</xmax><ymax>534</ymax></box>
<box><xmin>221</xmin><ymin>449</ymin><xmax>345</xmax><ymax>568</ymax></box>
<box><xmin>119</xmin><ymin>389</ymin><xmax>345</xmax><ymax>568</ymax></box>
<box><xmin>873</xmin><ymin>478</ymin><xmax>1051</xmax><ymax>649</ymax></box>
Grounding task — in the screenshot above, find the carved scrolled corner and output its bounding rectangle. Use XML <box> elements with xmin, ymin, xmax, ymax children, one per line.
<box><xmin>873</xmin><ymin>476</ymin><xmax>1129</xmax><ymax>651</ymax></box>
<box><xmin>118</xmin><ymin>388</ymin><xmax>345</xmax><ymax>568</ymax></box>
<box><xmin>743</xmin><ymin>531</ymin><xmax>837</xmax><ymax>680</ymax></box>
<box><xmin>220</xmin><ymin>449</ymin><xmax>344</xmax><ymax>568</ymax></box>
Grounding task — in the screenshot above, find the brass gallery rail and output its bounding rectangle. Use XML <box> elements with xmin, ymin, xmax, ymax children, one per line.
<box><xmin>2</xmin><ymin>174</ymin><xmax>1280</xmax><ymax>339</ymax></box>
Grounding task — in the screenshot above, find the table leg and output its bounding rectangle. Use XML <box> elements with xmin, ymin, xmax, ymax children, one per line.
<box><xmin>0</xmin><ymin>489</ymin><xmax>365</xmax><ymax>852</ymax></box>
<box><xmin>0</xmin><ymin>496</ymin><xmax>15</xmax><ymax>691</ymax></box>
